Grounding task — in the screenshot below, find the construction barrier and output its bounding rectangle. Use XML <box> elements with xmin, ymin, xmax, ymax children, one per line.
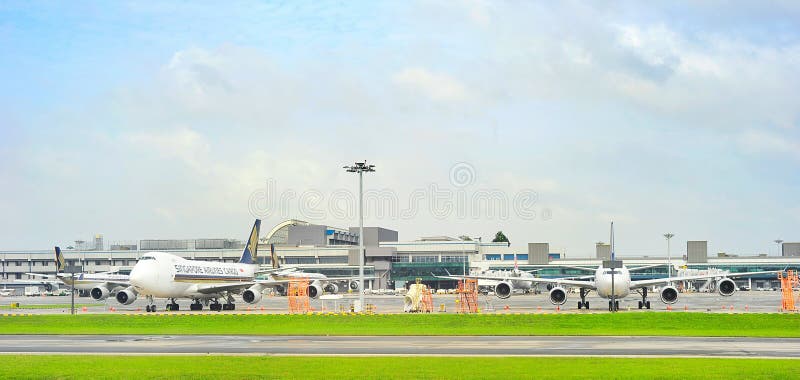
<box><xmin>779</xmin><ymin>270</ymin><xmax>799</xmax><ymax>312</ymax></box>
<box><xmin>287</xmin><ymin>277</ymin><xmax>310</xmax><ymax>313</ymax></box>
<box><xmin>457</xmin><ymin>279</ymin><xmax>479</xmax><ymax>313</ymax></box>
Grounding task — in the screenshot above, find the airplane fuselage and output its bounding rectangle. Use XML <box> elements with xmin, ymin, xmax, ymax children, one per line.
<box><xmin>129</xmin><ymin>252</ymin><xmax>256</xmax><ymax>299</ymax></box>
<box><xmin>593</xmin><ymin>265</ymin><xmax>632</xmax><ymax>299</ymax></box>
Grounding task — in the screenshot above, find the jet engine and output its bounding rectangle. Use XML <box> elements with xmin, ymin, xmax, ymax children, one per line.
<box><xmin>324</xmin><ymin>283</ymin><xmax>339</xmax><ymax>294</ymax></box>
<box><xmin>90</xmin><ymin>286</ymin><xmax>110</xmax><ymax>301</ymax></box>
<box><xmin>115</xmin><ymin>287</ymin><xmax>137</xmax><ymax>305</ymax></box>
<box><xmin>349</xmin><ymin>281</ymin><xmax>359</xmax><ymax>291</ymax></box>
<box><xmin>660</xmin><ymin>286</ymin><xmax>679</xmax><ymax>304</ymax></box>
<box><xmin>548</xmin><ymin>287</ymin><xmax>567</xmax><ymax>305</ymax></box>
<box><xmin>44</xmin><ymin>283</ymin><xmax>53</xmax><ymax>292</ymax></box>
<box><xmin>242</xmin><ymin>285</ymin><xmax>263</xmax><ymax>304</ymax></box>
<box><xmin>308</xmin><ymin>283</ymin><xmax>322</xmax><ymax>299</ymax></box>
<box><xmin>495</xmin><ymin>282</ymin><xmax>513</xmax><ymax>299</ymax></box>
<box><xmin>717</xmin><ymin>278</ymin><xmax>737</xmax><ymax>296</ymax></box>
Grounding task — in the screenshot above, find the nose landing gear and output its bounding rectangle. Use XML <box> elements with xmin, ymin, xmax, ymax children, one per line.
<box><xmin>636</xmin><ymin>288</ymin><xmax>651</xmax><ymax>309</ymax></box>
<box><xmin>145</xmin><ymin>295</ymin><xmax>156</xmax><ymax>313</ymax></box>
<box><xmin>577</xmin><ymin>288</ymin><xmax>590</xmax><ymax>310</ymax></box>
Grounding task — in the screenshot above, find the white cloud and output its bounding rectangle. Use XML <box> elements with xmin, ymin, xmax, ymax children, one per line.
<box><xmin>737</xmin><ymin>130</ymin><xmax>800</xmax><ymax>160</ymax></box>
<box><xmin>393</xmin><ymin>67</ymin><xmax>471</xmax><ymax>102</ymax></box>
<box><xmin>125</xmin><ymin>127</ymin><xmax>211</xmax><ymax>170</ymax></box>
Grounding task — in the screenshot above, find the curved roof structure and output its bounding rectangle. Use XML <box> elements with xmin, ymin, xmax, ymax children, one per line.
<box><xmin>263</xmin><ymin>219</ymin><xmax>310</xmax><ymax>245</ymax></box>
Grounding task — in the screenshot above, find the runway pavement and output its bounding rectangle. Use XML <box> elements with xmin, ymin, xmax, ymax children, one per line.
<box><xmin>1</xmin><ymin>335</ymin><xmax>799</xmax><ymax>357</ymax></box>
<box><xmin>0</xmin><ymin>291</ymin><xmax>786</xmax><ymax>314</ymax></box>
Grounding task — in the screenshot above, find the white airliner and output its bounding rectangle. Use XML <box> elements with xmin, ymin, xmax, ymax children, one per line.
<box><xmin>121</xmin><ymin>219</ymin><xmax>275</xmax><ymax>312</ymax></box>
<box><xmin>450</xmin><ymin>223</ymin><xmax>777</xmax><ymax>311</ymax></box>
<box><xmin>259</xmin><ymin>243</ymin><xmax>364</xmax><ymax>297</ymax></box>
<box><xmin>23</xmin><ymin>247</ymin><xmax>129</xmax><ymax>297</ymax></box>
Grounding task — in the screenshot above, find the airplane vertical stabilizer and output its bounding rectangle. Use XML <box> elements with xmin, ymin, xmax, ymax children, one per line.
<box><xmin>54</xmin><ymin>246</ymin><xmax>65</xmax><ymax>272</ymax></box>
<box><xmin>610</xmin><ymin>221</ymin><xmax>615</xmax><ymax>261</ymax></box>
<box><xmin>270</xmin><ymin>243</ymin><xmax>279</xmax><ymax>269</ymax></box>
<box><xmin>238</xmin><ymin>219</ymin><xmax>261</xmax><ymax>264</ymax></box>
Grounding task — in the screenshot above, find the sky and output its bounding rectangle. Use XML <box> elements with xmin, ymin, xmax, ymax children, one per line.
<box><xmin>1</xmin><ymin>1</ymin><xmax>799</xmax><ymax>257</ymax></box>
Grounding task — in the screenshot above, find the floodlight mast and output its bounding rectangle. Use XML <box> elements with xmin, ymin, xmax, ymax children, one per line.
<box><xmin>343</xmin><ymin>161</ymin><xmax>375</xmax><ymax>312</ymax></box>
<box><xmin>663</xmin><ymin>233</ymin><xmax>675</xmax><ymax>281</ymax></box>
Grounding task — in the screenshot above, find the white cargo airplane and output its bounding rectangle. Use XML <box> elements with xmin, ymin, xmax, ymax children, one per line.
<box><xmin>449</xmin><ymin>223</ymin><xmax>777</xmax><ymax>311</ymax></box>
<box><xmin>23</xmin><ymin>247</ymin><xmax>129</xmax><ymax>297</ymax></box>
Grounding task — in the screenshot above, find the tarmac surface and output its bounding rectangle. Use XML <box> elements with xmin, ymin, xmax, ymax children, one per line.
<box><xmin>1</xmin><ymin>335</ymin><xmax>799</xmax><ymax>357</ymax></box>
<box><xmin>0</xmin><ymin>290</ymin><xmax>787</xmax><ymax>314</ymax></box>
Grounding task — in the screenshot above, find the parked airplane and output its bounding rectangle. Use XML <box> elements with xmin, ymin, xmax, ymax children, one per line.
<box><xmin>446</xmin><ymin>223</ymin><xmax>777</xmax><ymax>311</ymax></box>
<box><xmin>122</xmin><ymin>219</ymin><xmax>273</xmax><ymax>312</ymax></box>
<box><xmin>23</xmin><ymin>247</ymin><xmax>129</xmax><ymax>298</ymax></box>
<box><xmin>261</xmin><ymin>244</ymin><xmax>363</xmax><ymax>297</ymax></box>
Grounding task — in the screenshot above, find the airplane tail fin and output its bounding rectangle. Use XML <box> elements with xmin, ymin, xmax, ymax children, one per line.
<box><xmin>270</xmin><ymin>243</ymin><xmax>279</xmax><ymax>269</ymax></box>
<box><xmin>238</xmin><ymin>219</ymin><xmax>261</xmax><ymax>264</ymax></box>
<box><xmin>610</xmin><ymin>221</ymin><xmax>615</xmax><ymax>261</ymax></box>
<box><xmin>54</xmin><ymin>246</ymin><xmax>65</xmax><ymax>272</ymax></box>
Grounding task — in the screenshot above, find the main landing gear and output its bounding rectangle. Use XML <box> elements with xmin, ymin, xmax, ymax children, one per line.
<box><xmin>636</xmin><ymin>288</ymin><xmax>651</xmax><ymax>310</ymax></box>
<box><xmin>189</xmin><ymin>299</ymin><xmax>203</xmax><ymax>311</ymax></box>
<box><xmin>577</xmin><ymin>288</ymin><xmax>590</xmax><ymax>310</ymax></box>
<box><xmin>209</xmin><ymin>299</ymin><xmax>222</xmax><ymax>312</ymax></box>
<box><xmin>165</xmin><ymin>299</ymin><xmax>180</xmax><ymax>311</ymax></box>
<box><xmin>209</xmin><ymin>295</ymin><xmax>236</xmax><ymax>311</ymax></box>
<box><xmin>222</xmin><ymin>294</ymin><xmax>236</xmax><ymax>311</ymax></box>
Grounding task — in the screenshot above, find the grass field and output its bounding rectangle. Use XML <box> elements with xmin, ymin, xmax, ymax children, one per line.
<box><xmin>0</xmin><ymin>303</ymin><xmax>103</xmax><ymax>310</ymax></box>
<box><xmin>1</xmin><ymin>355</ymin><xmax>795</xmax><ymax>379</ymax></box>
<box><xmin>1</xmin><ymin>313</ymin><xmax>799</xmax><ymax>337</ymax></box>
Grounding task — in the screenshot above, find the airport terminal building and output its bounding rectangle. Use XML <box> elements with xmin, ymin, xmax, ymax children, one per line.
<box><xmin>2</xmin><ymin>219</ymin><xmax>799</xmax><ymax>293</ymax></box>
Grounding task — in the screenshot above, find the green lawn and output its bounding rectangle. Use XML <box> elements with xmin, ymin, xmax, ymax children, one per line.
<box><xmin>1</xmin><ymin>313</ymin><xmax>799</xmax><ymax>337</ymax></box>
<box><xmin>0</xmin><ymin>303</ymin><xmax>103</xmax><ymax>310</ymax></box>
<box><xmin>1</xmin><ymin>356</ymin><xmax>796</xmax><ymax>379</ymax></box>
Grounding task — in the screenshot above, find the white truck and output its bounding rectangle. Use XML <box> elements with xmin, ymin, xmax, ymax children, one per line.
<box><xmin>24</xmin><ymin>286</ymin><xmax>41</xmax><ymax>297</ymax></box>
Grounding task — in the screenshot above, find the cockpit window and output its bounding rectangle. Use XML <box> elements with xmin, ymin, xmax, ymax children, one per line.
<box><xmin>139</xmin><ymin>256</ymin><xmax>155</xmax><ymax>261</ymax></box>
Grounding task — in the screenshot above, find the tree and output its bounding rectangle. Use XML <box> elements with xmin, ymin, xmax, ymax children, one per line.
<box><xmin>458</xmin><ymin>235</ymin><xmax>472</xmax><ymax>241</ymax></box>
<box><xmin>493</xmin><ymin>231</ymin><xmax>509</xmax><ymax>244</ymax></box>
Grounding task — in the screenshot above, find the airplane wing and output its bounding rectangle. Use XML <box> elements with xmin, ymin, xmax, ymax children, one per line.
<box><xmin>195</xmin><ymin>279</ymin><xmax>291</xmax><ymax>294</ymax></box>
<box><xmin>101</xmin><ymin>280</ymin><xmax>131</xmax><ymax>289</ymax></box>
<box><xmin>24</xmin><ymin>273</ymin><xmax>59</xmax><ymax>280</ymax></box>
<box><xmin>196</xmin><ymin>282</ymin><xmax>258</xmax><ymax>294</ymax></box>
<box><xmin>255</xmin><ymin>267</ymin><xmax>298</xmax><ymax>276</ymax></box>
<box><xmin>627</xmin><ymin>263</ymin><xmax>666</xmax><ymax>272</ymax></box>
<box><xmin>435</xmin><ymin>273</ymin><xmax>596</xmax><ymax>290</ymax></box>
<box><xmin>323</xmin><ymin>276</ymin><xmax>376</xmax><ymax>282</ymax></box>
<box><xmin>552</xmin><ymin>265</ymin><xmax>597</xmax><ymax>272</ymax></box>
<box><xmin>631</xmin><ymin>270</ymin><xmax>779</xmax><ymax>289</ymax></box>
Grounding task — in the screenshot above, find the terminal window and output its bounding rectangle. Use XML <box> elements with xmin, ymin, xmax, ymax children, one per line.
<box><xmin>484</xmin><ymin>254</ymin><xmax>501</xmax><ymax>261</ymax></box>
<box><xmin>411</xmin><ymin>255</ymin><xmax>437</xmax><ymax>263</ymax></box>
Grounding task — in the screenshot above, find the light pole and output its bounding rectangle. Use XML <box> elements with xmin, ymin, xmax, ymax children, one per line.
<box><xmin>774</xmin><ymin>240</ymin><xmax>783</xmax><ymax>256</ymax></box>
<box><xmin>344</xmin><ymin>161</ymin><xmax>375</xmax><ymax>312</ymax></box>
<box><xmin>663</xmin><ymin>233</ymin><xmax>675</xmax><ymax>281</ymax></box>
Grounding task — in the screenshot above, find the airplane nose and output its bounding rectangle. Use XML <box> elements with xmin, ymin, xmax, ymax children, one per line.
<box><xmin>129</xmin><ymin>265</ymin><xmax>145</xmax><ymax>287</ymax></box>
